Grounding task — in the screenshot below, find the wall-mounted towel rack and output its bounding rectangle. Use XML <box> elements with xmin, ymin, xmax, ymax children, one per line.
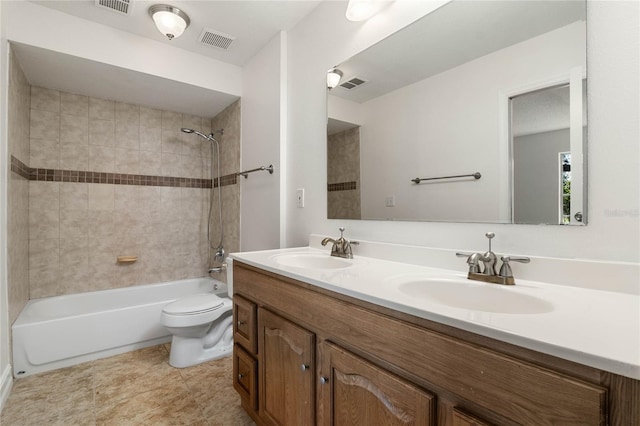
<box><xmin>411</xmin><ymin>172</ymin><xmax>481</xmax><ymax>184</ymax></box>
<box><xmin>238</xmin><ymin>164</ymin><xmax>274</xmax><ymax>179</ymax></box>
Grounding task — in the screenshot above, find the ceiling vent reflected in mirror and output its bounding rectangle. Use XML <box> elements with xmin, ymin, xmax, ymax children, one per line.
<box><xmin>340</xmin><ymin>76</ymin><xmax>369</xmax><ymax>90</ymax></box>
<box><xmin>198</xmin><ymin>28</ymin><xmax>236</xmax><ymax>50</ymax></box>
<box><xmin>94</xmin><ymin>0</ymin><xmax>132</xmax><ymax>15</ymax></box>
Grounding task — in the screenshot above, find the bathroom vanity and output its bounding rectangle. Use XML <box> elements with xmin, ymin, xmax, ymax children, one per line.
<box><xmin>230</xmin><ymin>244</ymin><xmax>639</xmax><ymax>426</ymax></box>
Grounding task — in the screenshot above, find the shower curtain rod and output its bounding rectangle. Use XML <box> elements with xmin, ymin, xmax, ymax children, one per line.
<box><xmin>237</xmin><ymin>164</ymin><xmax>274</xmax><ymax>179</ymax></box>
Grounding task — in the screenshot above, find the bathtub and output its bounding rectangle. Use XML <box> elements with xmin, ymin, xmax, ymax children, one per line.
<box><xmin>12</xmin><ymin>277</ymin><xmax>228</xmax><ymax>378</ymax></box>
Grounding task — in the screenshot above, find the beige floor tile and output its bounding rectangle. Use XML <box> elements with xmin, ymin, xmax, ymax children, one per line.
<box><xmin>94</xmin><ymin>346</ymin><xmax>181</xmax><ymax>406</ymax></box>
<box><xmin>96</xmin><ymin>381</ymin><xmax>207</xmax><ymax>426</ymax></box>
<box><xmin>1</xmin><ymin>345</ymin><xmax>255</xmax><ymax>426</ymax></box>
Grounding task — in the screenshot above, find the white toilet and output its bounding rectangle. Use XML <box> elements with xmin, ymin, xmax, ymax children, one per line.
<box><xmin>161</xmin><ymin>293</ymin><xmax>233</xmax><ymax>368</ymax></box>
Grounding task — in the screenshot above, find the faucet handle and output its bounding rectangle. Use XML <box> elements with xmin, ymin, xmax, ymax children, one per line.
<box><xmin>339</xmin><ymin>227</ymin><xmax>345</xmax><ymax>238</ymax></box>
<box><xmin>499</xmin><ymin>256</ymin><xmax>530</xmax><ymax>278</ymax></box>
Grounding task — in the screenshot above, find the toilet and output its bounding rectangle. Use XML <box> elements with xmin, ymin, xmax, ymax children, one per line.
<box><xmin>161</xmin><ymin>293</ymin><xmax>233</xmax><ymax>368</ymax></box>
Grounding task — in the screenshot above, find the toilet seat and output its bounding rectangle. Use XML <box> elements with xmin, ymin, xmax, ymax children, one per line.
<box><xmin>161</xmin><ymin>294</ymin><xmax>231</xmax><ymax>328</ymax></box>
<box><xmin>163</xmin><ymin>293</ymin><xmax>224</xmax><ymax>316</ymax></box>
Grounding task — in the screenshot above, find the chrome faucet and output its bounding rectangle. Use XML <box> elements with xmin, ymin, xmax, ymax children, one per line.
<box><xmin>456</xmin><ymin>232</ymin><xmax>530</xmax><ymax>285</ymax></box>
<box><xmin>321</xmin><ymin>227</ymin><xmax>358</xmax><ymax>259</ymax></box>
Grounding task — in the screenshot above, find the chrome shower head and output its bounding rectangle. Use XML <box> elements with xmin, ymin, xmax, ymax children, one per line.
<box><xmin>181</xmin><ymin>128</ymin><xmax>210</xmax><ymax>140</ymax></box>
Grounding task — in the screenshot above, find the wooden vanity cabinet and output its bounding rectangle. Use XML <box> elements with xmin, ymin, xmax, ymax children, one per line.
<box><xmin>232</xmin><ymin>261</ymin><xmax>639</xmax><ymax>426</ymax></box>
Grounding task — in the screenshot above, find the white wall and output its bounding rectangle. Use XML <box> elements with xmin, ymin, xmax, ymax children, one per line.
<box><xmin>286</xmin><ymin>1</ymin><xmax>639</xmax><ymax>263</ymax></box>
<box><xmin>2</xmin><ymin>0</ymin><xmax>242</xmax><ymax>97</ymax></box>
<box><xmin>240</xmin><ymin>32</ymin><xmax>284</xmax><ymax>251</ymax></box>
<box><xmin>359</xmin><ymin>22</ymin><xmax>584</xmax><ymax>222</ymax></box>
<box><xmin>0</xmin><ymin>0</ymin><xmax>13</xmax><ymax>411</ymax></box>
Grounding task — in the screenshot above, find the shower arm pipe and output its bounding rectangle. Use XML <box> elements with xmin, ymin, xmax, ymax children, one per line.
<box><xmin>237</xmin><ymin>164</ymin><xmax>274</xmax><ymax>179</ymax></box>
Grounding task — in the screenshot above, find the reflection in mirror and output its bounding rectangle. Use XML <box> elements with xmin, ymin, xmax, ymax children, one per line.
<box><xmin>511</xmin><ymin>79</ymin><xmax>587</xmax><ymax>225</ymax></box>
<box><xmin>327</xmin><ymin>0</ymin><xmax>587</xmax><ymax>225</ymax></box>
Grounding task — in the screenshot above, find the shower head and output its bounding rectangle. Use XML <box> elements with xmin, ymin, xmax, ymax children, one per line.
<box><xmin>181</xmin><ymin>128</ymin><xmax>224</xmax><ymax>141</ymax></box>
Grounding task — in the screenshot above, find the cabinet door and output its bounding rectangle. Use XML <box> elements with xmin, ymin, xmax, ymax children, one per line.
<box><xmin>319</xmin><ymin>342</ymin><xmax>435</xmax><ymax>426</ymax></box>
<box><xmin>259</xmin><ymin>308</ymin><xmax>315</xmax><ymax>426</ymax></box>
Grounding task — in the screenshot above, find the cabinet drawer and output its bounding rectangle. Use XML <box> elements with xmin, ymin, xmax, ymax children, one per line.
<box><xmin>233</xmin><ymin>344</ymin><xmax>258</xmax><ymax>410</ymax></box>
<box><xmin>234</xmin><ymin>295</ymin><xmax>257</xmax><ymax>354</ymax></box>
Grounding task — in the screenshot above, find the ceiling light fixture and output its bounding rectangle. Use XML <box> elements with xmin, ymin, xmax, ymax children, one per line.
<box><xmin>327</xmin><ymin>68</ymin><xmax>344</xmax><ymax>90</ymax></box>
<box><xmin>345</xmin><ymin>0</ymin><xmax>393</xmax><ymax>22</ymax></box>
<box><xmin>149</xmin><ymin>4</ymin><xmax>190</xmax><ymax>40</ymax></box>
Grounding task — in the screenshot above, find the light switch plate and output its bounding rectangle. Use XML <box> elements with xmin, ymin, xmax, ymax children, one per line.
<box><xmin>296</xmin><ymin>188</ymin><xmax>305</xmax><ymax>208</ymax></box>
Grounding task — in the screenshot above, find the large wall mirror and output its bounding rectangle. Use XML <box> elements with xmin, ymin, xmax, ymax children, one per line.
<box><xmin>327</xmin><ymin>0</ymin><xmax>587</xmax><ymax>225</ymax></box>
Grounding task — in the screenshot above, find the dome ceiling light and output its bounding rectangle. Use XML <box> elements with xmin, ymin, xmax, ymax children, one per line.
<box><xmin>149</xmin><ymin>4</ymin><xmax>190</xmax><ymax>40</ymax></box>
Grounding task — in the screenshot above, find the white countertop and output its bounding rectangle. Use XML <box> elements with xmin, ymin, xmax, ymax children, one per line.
<box><xmin>230</xmin><ymin>246</ymin><xmax>640</xmax><ymax>380</ymax></box>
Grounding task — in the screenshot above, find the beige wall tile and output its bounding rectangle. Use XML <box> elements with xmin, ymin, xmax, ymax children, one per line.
<box><xmin>89</xmin><ymin>97</ymin><xmax>115</xmax><ymax>120</ymax></box>
<box><xmin>89</xmin><ymin>118</ymin><xmax>115</xmax><ymax>146</ymax></box>
<box><xmin>161</xmin><ymin>129</ymin><xmax>182</xmax><ymax>154</ymax></box>
<box><xmin>61</xmin><ymin>92</ymin><xmax>89</xmax><ymax>116</ymax></box>
<box><xmin>139</xmin><ymin>151</ymin><xmax>162</xmax><ymax>175</ymax></box>
<box><xmin>140</xmin><ymin>126</ymin><xmax>161</xmax><ymax>152</ymax></box>
<box><xmin>161</xmin><ymin>152</ymin><xmax>181</xmax><ymax>177</ymax></box>
<box><xmin>115</xmin><ymin>148</ymin><xmax>140</xmax><ymax>174</ymax></box>
<box><xmin>88</xmin><ymin>210</ymin><xmax>115</xmax><ymax>238</ymax></box>
<box><xmin>162</xmin><ymin>110</ymin><xmax>182</xmax><ymax>130</ymax></box>
<box><xmin>89</xmin><ymin>184</ymin><xmax>115</xmax><ymax>211</ymax></box>
<box><xmin>8</xmin><ymin>51</ymin><xmax>31</xmax><ymax>322</ymax></box>
<box><xmin>115</xmin><ymin>122</ymin><xmax>139</xmax><ymax>150</ymax></box>
<box><xmin>60</xmin><ymin>210</ymin><xmax>89</xmax><ymax>239</ymax></box>
<box><xmin>60</xmin><ymin>143</ymin><xmax>89</xmax><ymax>170</ymax></box>
<box><xmin>60</xmin><ymin>183</ymin><xmax>88</xmax><ymax>210</ymax></box>
<box><xmin>30</xmin><ymin>138</ymin><xmax>60</xmax><ymax>169</ymax></box>
<box><xmin>60</xmin><ymin>114</ymin><xmax>89</xmax><ymax>145</ymax></box>
<box><xmin>31</xmin><ymin>87</ymin><xmax>60</xmax><ymax>113</ymax></box>
<box><xmin>89</xmin><ymin>145</ymin><xmax>116</xmax><ymax>172</ymax></box>
<box><xmin>115</xmin><ymin>102</ymin><xmax>140</xmax><ymax>125</ymax></box>
<box><xmin>28</xmin><ymin>239</ymin><xmax>59</xmax><ymax>270</ymax></box>
<box><xmin>140</xmin><ymin>107</ymin><xmax>162</xmax><ymax>128</ymax></box>
<box><xmin>29</xmin><ymin>209</ymin><xmax>59</xmax><ymax>240</ymax></box>
<box><xmin>29</xmin><ymin>265</ymin><xmax>59</xmax><ymax>298</ymax></box>
<box><xmin>30</xmin><ymin>109</ymin><xmax>59</xmax><ymax>141</ymax></box>
<box><xmin>30</xmin><ymin>181</ymin><xmax>59</xmax><ymax>211</ymax></box>
<box><xmin>59</xmin><ymin>238</ymin><xmax>90</xmax><ymax>292</ymax></box>
<box><xmin>114</xmin><ymin>186</ymin><xmax>139</xmax><ymax>212</ymax></box>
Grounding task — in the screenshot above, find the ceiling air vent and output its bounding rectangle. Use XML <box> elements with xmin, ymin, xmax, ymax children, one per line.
<box><xmin>198</xmin><ymin>28</ymin><xmax>236</xmax><ymax>50</ymax></box>
<box><xmin>95</xmin><ymin>0</ymin><xmax>132</xmax><ymax>15</ymax></box>
<box><xmin>339</xmin><ymin>76</ymin><xmax>368</xmax><ymax>90</ymax></box>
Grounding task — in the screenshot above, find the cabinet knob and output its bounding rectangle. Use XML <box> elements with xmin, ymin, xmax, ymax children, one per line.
<box><xmin>320</xmin><ymin>376</ymin><xmax>329</xmax><ymax>385</ymax></box>
<box><xmin>238</xmin><ymin>373</ymin><xmax>244</xmax><ymax>380</ymax></box>
<box><xmin>237</xmin><ymin>320</ymin><xmax>246</xmax><ymax>327</ymax></box>
<box><xmin>301</xmin><ymin>364</ymin><xmax>309</xmax><ymax>372</ymax></box>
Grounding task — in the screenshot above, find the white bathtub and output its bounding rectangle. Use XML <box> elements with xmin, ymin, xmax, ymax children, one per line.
<box><xmin>12</xmin><ymin>277</ymin><xmax>228</xmax><ymax>378</ymax></box>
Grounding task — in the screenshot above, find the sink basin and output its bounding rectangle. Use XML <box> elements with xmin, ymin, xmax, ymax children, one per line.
<box><xmin>397</xmin><ymin>279</ymin><xmax>554</xmax><ymax>314</ymax></box>
<box><xmin>272</xmin><ymin>253</ymin><xmax>353</xmax><ymax>270</ymax></box>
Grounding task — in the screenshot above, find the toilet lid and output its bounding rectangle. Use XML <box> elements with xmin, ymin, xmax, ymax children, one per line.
<box><xmin>163</xmin><ymin>293</ymin><xmax>224</xmax><ymax>315</ymax></box>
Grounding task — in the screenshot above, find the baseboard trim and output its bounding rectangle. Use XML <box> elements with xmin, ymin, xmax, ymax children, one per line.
<box><xmin>0</xmin><ymin>364</ymin><xmax>13</xmax><ymax>414</ymax></box>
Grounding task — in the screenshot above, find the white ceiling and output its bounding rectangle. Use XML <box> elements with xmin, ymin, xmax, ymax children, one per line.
<box><xmin>331</xmin><ymin>0</ymin><xmax>585</xmax><ymax>104</ymax></box>
<box><xmin>30</xmin><ymin>0</ymin><xmax>322</xmax><ymax>66</ymax></box>
<box><xmin>14</xmin><ymin>0</ymin><xmax>322</xmax><ymax>118</ymax></box>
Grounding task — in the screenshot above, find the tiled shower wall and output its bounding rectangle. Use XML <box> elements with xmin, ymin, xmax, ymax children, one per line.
<box><xmin>20</xmin><ymin>82</ymin><xmax>240</xmax><ymax>298</ymax></box>
<box><xmin>327</xmin><ymin>127</ymin><xmax>361</xmax><ymax>219</ymax></box>
<box><xmin>7</xmin><ymin>49</ymin><xmax>30</xmax><ymax>324</ymax></box>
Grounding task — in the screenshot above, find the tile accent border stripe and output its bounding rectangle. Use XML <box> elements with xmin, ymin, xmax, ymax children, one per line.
<box><xmin>10</xmin><ymin>155</ymin><xmax>238</xmax><ymax>188</ymax></box>
<box><xmin>328</xmin><ymin>181</ymin><xmax>357</xmax><ymax>192</ymax></box>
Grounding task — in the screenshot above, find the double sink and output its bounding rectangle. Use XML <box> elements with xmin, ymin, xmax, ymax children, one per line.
<box><xmin>269</xmin><ymin>252</ymin><xmax>554</xmax><ymax>315</ymax></box>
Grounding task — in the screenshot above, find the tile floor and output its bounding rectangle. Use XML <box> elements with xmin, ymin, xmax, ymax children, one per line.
<box><xmin>0</xmin><ymin>344</ymin><xmax>255</xmax><ymax>425</ymax></box>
